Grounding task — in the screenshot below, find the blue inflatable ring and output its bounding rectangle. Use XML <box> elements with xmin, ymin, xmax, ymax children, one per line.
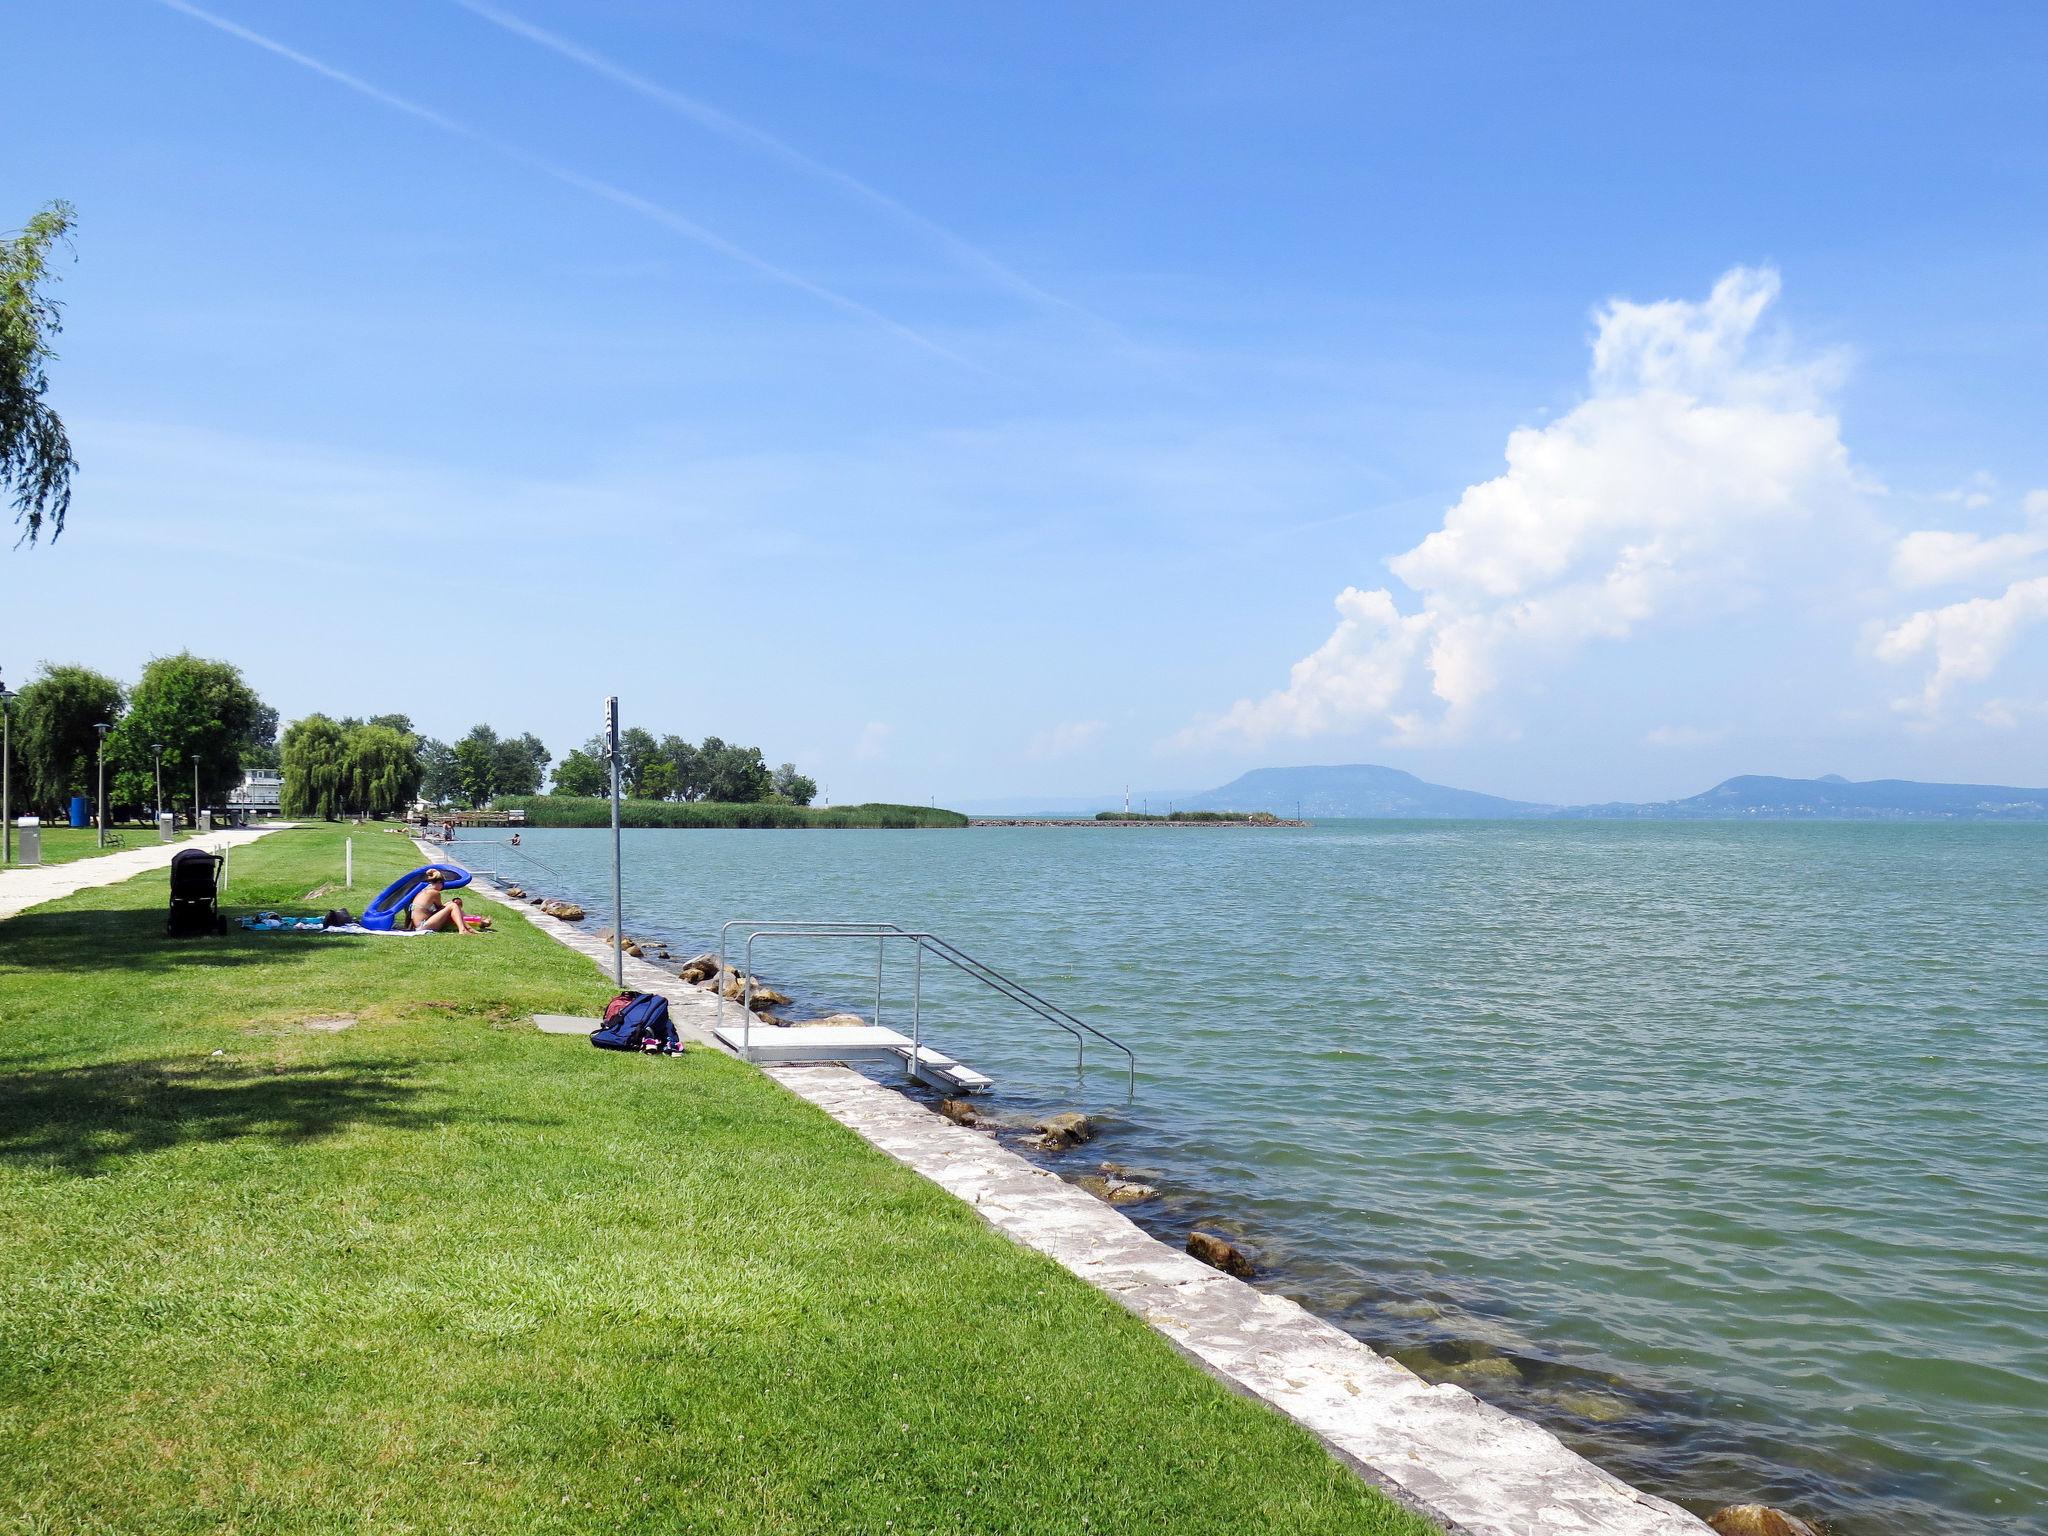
<box><xmin>360</xmin><ymin>863</ymin><xmax>473</xmax><ymax>931</ymax></box>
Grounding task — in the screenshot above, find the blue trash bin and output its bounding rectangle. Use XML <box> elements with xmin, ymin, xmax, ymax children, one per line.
<box><xmin>69</xmin><ymin>795</ymin><xmax>88</xmax><ymax>829</ymax></box>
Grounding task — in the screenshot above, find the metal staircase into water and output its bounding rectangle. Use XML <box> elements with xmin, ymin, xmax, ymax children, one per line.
<box><xmin>712</xmin><ymin>920</ymin><xmax>1137</xmax><ymax>1097</ymax></box>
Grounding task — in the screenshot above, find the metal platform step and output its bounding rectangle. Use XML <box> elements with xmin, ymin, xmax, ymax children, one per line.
<box><xmin>714</xmin><ymin>1021</ymin><xmax>917</xmax><ymax>1065</ymax></box>
<box><xmin>893</xmin><ymin>1043</ymin><xmax>992</xmax><ymax>1094</ymax></box>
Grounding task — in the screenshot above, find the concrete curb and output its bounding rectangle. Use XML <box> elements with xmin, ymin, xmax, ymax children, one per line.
<box><xmin>440</xmin><ymin>842</ymin><xmax>1710</xmax><ymax>1536</ymax></box>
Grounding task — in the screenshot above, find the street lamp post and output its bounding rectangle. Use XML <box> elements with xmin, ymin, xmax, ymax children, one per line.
<box><xmin>154</xmin><ymin>743</ymin><xmax>165</xmax><ymax>821</ymax></box>
<box><xmin>94</xmin><ymin>723</ymin><xmax>110</xmax><ymax>847</ymax></box>
<box><xmin>191</xmin><ymin>753</ymin><xmax>201</xmax><ymax>830</ymax></box>
<box><xmin>0</xmin><ymin>672</ymin><xmax>15</xmax><ymax>866</ymax></box>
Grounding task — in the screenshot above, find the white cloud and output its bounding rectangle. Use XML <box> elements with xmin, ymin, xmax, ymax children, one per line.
<box><xmin>1644</xmin><ymin>724</ymin><xmax>1727</xmax><ymax>748</ymax></box>
<box><xmin>852</xmin><ymin>722</ymin><xmax>892</xmax><ymax>761</ymax></box>
<box><xmin>1875</xmin><ymin>575</ymin><xmax>2048</xmax><ymax>715</ymax></box>
<box><xmin>1890</xmin><ymin>490</ymin><xmax>2048</xmax><ymax>589</ymax></box>
<box><xmin>1184</xmin><ymin>267</ymin><xmax>1862</xmax><ymax>745</ymax></box>
<box><xmin>1027</xmin><ymin>719</ymin><xmax>1107</xmax><ymax>758</ymax></box>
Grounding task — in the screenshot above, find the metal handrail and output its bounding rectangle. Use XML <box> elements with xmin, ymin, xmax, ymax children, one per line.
<box><xmin>714</xmin><ymin>918</ymin><xmax>1137</xmax><ymax>1096</ymax></box>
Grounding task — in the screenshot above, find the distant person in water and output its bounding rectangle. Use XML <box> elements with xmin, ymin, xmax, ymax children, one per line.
<box><xmin>510</xmin><ymin>832</ymin><xmax>521</xmax><ymax>846</ymax></box>
<box><xmin>410</xmin><ymin>869</ymin><xmax>475</xmax><ymax>934</ymax></box>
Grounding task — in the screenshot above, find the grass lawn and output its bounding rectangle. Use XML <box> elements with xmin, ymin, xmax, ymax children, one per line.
<box><xmin>0</xmin><ymin>822</ymin><xmax>1433</xmax><ymax>1535</ymax></box>
<box><xmin>10</xmin><ymin>822</ymin><xmax>196</xmax><ymax>867</ymax></box>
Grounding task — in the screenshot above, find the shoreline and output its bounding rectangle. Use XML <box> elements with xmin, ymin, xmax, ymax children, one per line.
<box><xmin>461</xmin><ymin>841</ymin><xmax>1724</xmax><ymax>1536</ymax></box>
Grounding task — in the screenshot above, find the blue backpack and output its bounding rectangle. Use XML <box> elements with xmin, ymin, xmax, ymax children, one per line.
<box><xmin>590</xmin><ymin>992</ymin><xmax>680</xmax><ymax>1054</ymax></box>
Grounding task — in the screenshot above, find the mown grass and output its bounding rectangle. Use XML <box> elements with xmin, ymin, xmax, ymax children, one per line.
<box><xmin>500</xmin><ymin>795</ymin><xmax>969</xmax><ymax>830</ymax></box>
<box><xmin>8</xmin><ymin>822</ymin><xmax>197</xmax><ymax>866</ymax></box>
<box><xmin>0</xmin><ymin>822</ymin><xmax>1431</xmax><ymax>1535</ymax></box>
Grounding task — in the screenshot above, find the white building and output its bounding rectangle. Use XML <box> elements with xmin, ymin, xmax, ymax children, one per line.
<box><xmin>229</xmin><ymin>768</ymin><xmax>283</xmax><ymax>816</ymax></box>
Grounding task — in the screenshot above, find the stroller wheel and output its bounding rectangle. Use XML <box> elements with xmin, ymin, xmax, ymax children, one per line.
<box><xmin>215</xmin><ymin>916</ymin><xmax>228</xmax><ymax>936</ymax></box>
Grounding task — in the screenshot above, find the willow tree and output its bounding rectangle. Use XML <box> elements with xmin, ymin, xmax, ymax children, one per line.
<box><xmin>3</xmin><ymin>201</ymin><xmax>77</xmax><ymax>546</ymax></box>
<box><xmin>281</xmin><ymin>715</ymin><xmax>349</xmax><ymax>820</ymax></box>
<box><xmin>344</xmin><ymin>723</ymin><xmax>423</xmax><ymax>817</ymax></box>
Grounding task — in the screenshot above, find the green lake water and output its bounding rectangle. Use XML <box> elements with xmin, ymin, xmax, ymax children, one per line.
<box><xmin>470</xmin><ymin>820</ymin><xmax>2048</xmax><ymax>1534</ymax></box>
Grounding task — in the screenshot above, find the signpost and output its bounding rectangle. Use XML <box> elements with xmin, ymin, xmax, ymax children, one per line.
<box><xmin>604</xmin><ymin>695</ymin><xmax>624</xmax><ymax>987</ymax></box>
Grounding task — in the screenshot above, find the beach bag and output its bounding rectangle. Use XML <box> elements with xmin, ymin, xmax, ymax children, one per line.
<box><xmin>590</xmin><ymin>992</ymin><xmax>679</xmax><ymax>1054</ymax></box>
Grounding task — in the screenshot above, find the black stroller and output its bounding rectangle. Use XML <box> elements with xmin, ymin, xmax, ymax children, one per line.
<box><xmin>167</xmin><ymin>847</ymin><xmax>229</xmax><ymax>937</ymax></box>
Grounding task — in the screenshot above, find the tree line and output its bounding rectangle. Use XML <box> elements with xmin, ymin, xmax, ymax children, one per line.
<box><xmin>2</xmin><ymin>655</ymin><xmax>272</xmax><ymax>824</ymax></box>
<box><xmin>549</xmin><ymin>730</ymin><xmax>816</xmax><ymax>806</ymax></box>
<box><xmin>1</xmin><ymin>656</ymin><xmax>818</xmax><ymax>823</ymax></box>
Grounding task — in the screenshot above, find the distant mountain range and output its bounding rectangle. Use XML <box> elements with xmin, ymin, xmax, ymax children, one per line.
<box><xmin>1178</xmin><ymin>763</ymin><xmax>1551</xmax><ymax>819</ymax></box>
<box><xmin>1553</xmin><ymin>773</ymin><xmax>2048</xmax><ymax>822</ymax></box>
<box><xmin>969</xmin><ymin>766</ymin><xmax>2048</xmax><ymax>823</ymax></box>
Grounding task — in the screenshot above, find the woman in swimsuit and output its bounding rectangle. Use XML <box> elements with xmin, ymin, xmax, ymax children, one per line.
<box><xmin>410</xmin><ymin>870</ymin><xmax>470</xmax><ymax>935</ymax></box>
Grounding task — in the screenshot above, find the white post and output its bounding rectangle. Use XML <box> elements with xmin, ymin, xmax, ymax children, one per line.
<box><xmin>346</xmin><ymin>837</ymin><xmax>353</xmax><ymax>889</ymax></box>
<box><xmin>606</xmin><ymin>695</ymin><xmax>623</xmax><ymax>988</ymax></box>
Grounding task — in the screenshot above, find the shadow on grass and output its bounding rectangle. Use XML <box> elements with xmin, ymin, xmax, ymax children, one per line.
<box><xmin>0</xmin><ymin>1055</ymin><xmax>450</xmax><ymax>1176</ymax></box>
<box><xmin>0</xmin><ymin>905</ymin><xmax>351</xmax><ymax>975</ymax></box>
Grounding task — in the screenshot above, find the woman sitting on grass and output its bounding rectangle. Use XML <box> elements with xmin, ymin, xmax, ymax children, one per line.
<box><xmin>409</xmin><ymin>869</ymin><xmax>486</xmax><ymax>934</ymax></box>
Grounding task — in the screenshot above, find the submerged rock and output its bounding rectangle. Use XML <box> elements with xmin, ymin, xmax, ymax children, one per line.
<box><xmin>1187</xmin><ymin>1230</ymin><xmax>1255</xmax><ymax>1279</ymax></box>
<box><xmin>1708</xmin><ymin>1508</ymin><xmax>1821</xmax><ymax>1536</ymax></box>
<box><xmin>788</xmin><ymin>1013</ymin><xmax>867</xmax><ymax>1029</ymax></box>
<box><xmin>504</xmin><ymin>885</ymin><xmax>526</xmax><ymax>899</ymax></box>
<box><xmin>1545</xmin><ymin>1387</ymin><xmax>1634</xmax><ymax>1424</ymax></box>
<box><xmin>937</xmin><ymin>1099</ymin><xmax>981</xmax><ymax>1128</ymax></box>
<box><xmin>1076</xmin><ymin>1174</ymin><xmax>1159</xmax><ymax>1206</ymax></box>
<box><xmin>747</xmin><ymin>985</ymin><xmax>793</xmax><ymax>1011</ymax></box>
<box><xmin>1436</xmin><ymin>1354</ymin><xmax>1522</xmax><ymax>1389</ymax></box>
<box><xmin>1034</xmin><ymin>1112</ymin><xmax>1094</xmax><ymax>1149</ymax></box>
<box><xmin>541</xmin><ymin>901</ymin><xmax>585</xmax><ymax>922</ymax></box>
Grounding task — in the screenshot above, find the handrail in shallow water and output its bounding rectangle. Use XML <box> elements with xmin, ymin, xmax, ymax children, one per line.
<box><xmin>714</xmin><ymin>918</ymin><xmax>1137</xmax><ymax>1098</ymax></box>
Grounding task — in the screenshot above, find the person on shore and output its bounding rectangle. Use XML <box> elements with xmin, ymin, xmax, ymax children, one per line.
<box><xmin>410</xmin><ymin>869</ymin><xmax>475</xmax><ymax>934</ymax></box>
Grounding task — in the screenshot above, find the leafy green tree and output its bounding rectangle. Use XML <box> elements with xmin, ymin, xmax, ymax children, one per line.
<box><xmin>112</xmin><ymin>653</ymin><xmax>267</xmax><ymax>825</ymax></box>
<box><xmin>418</xmin><ymin>739</ymin><xmax>461</xmax><ymax>804</ymax></box>
<box><xmin>2</xmin><ymin>201</ymin><xmax>77</xmax><ymax>546</ymax></box>
<box><xmin>453</xmin><ymin>726</ymin><xmax>501</xmax><ymax>807</ymax></box>
<box><xmin>367</xmin><ymin>712</ymin><xmax>414</xmax><ymax>735</ymax></box>
<box><xmin>344</xmin><ymin>723</ymin><xmax>423</xmax><ymax>817</ymax></box>
<box><xmin>239</xmin><ymin>703</ymin><xmax>281</xmax><ymax>769</ymax></box>
<box><xmin>550</xmin><ymin>748</ymin><xmax>607</xmax><ymax>797</ymax></box>
<box><xmin>281</xmin><ymin>714</ymin><xmax>349</xmax><ymax>820</ymax></box>
<box><xmin>640</xmin><ymin>758</ymin><xmax>679</xmax><ymax>800</ymax></box>
<box><xmin>11</xmin><ymin>662</ymin><xmax>122</xmax><ymax>816</ymax></box>
<box><xmin>657</xmin><ymin>734</ymin><xmax>700</xmax><ymax>800</ymax></box>
<box><xmin>700</xmin><ymin>739</ymin><xmax>772</xmax><ymax>803</ymax></box>
<box><xmin>772</xmin><ymin>763</ymin><xmax>818</xmax><ymax>806</ymax></box>
<box><xmin>493</xmin><ymin>731</ymin><xmax>550</xmax><ymax>797</ymax></box>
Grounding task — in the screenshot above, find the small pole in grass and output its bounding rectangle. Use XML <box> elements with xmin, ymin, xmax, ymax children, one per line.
<box><xmin>346</xmin><ymin>836</ymin><xmax>353</xmax><ymax>889</ymax></box>
<box><xmin>605</xmin><ymin>694</ymin><xmax>623</xmax><ymax>988</ymax></box>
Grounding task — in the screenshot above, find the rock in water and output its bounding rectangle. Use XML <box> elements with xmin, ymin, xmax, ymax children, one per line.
<box><xmin>1077</xmin><ymin>1174</ymin><xmax>1160</xmax><ymax>1206</ymax></box>
<box><xmin>1708</xmin><ymin>1508</ymin><xmax>1821</xmax><ymax>1536</ymax></box>
<box><xmin>1035</xmin><ymin>1112</ymin><xmax>1094</xmax><ymax>1148</ymax></box>
<box><xmin>788</xmin><ymin>1012</ymin><xmax>868</xmax><ymax>1029</ymax></box>
<box><xmin>1187</xmin><ymin>1230</ymin><xmax>1255</xmax><ymax>1279</ymax></box>
<box><xmin>937</xmin><ymin>1099</ymin><xmax>981</xmax><ymax>1127</ymax></box>
<box><xmin>504</xmin><ymin>885</ymin><xmax>526</xmax><ymax>899</ymax></box>
<box><xmin>541</xmin><ymin>901</ymin><xmax>586</xmax><ymax>922</ymax></box>
<box><xmin>747</xmin><ymin>985</ymin><xmax>794</xmax><ymax>1011</ymax></box>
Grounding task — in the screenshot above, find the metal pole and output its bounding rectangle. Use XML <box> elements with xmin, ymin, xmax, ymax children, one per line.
<box><xmin>346</xmin><ymin>837</ymin><xmax>353</xmax><ymax>889</ymax></box>
<box><xmin>1</xmin><ymin>692</ymin><xmax>11</xmax><ymax>867</ymax></box>
<box><xmin>606</xmin><ymin>695</ymin><xmax>623</xmax><ymax>988</ymax></box>
<box><xmin>875</xmin><ymin>934</ymin><xmax>885</xmax><ymax>1033</ymax></box>
<box><xmin>191</xmin><ymin>756</ymin><xmax>199</xmax><ymax>829</ymax></box>
<box><xmin>911</xmin><ymin>942</ymin><xmax>922</xmax><ymax>1079</ymax></box>
<box><xmin>95</xmin><ymin>724</ymin><xmax>108</xmax><ymax>847</ymax></box>
<box><xmin>155</xmin><ymin>746</ymin><xmax>164</xmax><ymax>821</ymax></box>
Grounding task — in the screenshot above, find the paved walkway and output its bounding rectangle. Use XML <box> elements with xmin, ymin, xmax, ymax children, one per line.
<box><xmin>443</xmin><ymin>841</ymin><xmax>1712</xmax><ymax>1536</ymax></box>
<box><xmin>0</xmin><ymin>824</ymin><xmax>290</xmax><ymax>921</ymax></box>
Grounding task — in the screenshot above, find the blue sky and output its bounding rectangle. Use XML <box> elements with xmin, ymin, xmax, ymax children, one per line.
<box><xmin>7</xmin><ymin>0</ymin><xmax>2047</xmax><ymax>805</ymax></box>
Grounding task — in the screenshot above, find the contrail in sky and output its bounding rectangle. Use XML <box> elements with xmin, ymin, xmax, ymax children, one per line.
<box><xmin>150</xmin><ymin>0</ymin><xmax>966</xmax><ymax>362</ymax></box>
<box><xmin>448</xmin><ymin>0</ymin><xmax>1104</xmax><ymax>327</ymax></box>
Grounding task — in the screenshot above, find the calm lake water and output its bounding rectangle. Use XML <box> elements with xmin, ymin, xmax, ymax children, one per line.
<box><xmin>457</xmin><ymin>820</ymin><xmax>2048</xmax><ymax>1534</ymax></box>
